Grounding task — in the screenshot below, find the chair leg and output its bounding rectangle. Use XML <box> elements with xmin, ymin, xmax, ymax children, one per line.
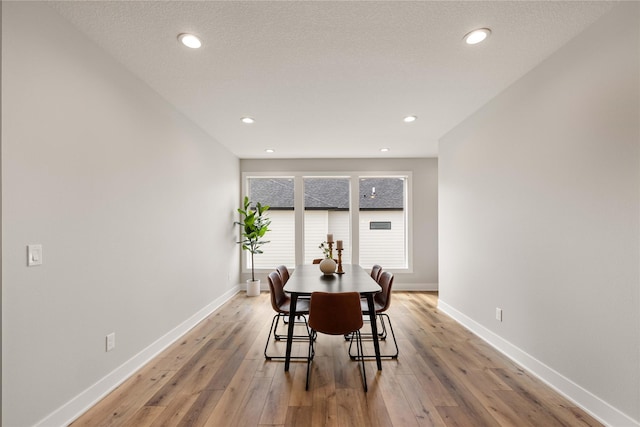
<box><xmin>276</xmin><ymin>314</ymin><xmax>309</xmax><ymax>340</ymax></box>
<box><xmin>272</xmin><ymin>313</ymin><xmax>282</xmax><ymax>340</ymax></box>
<box><xmin>380</xmin><ymin>313</ymin><xmax>398</xmax><ymax>358</ymax></box>
<box><xmin>345</xmin><ymin>315</ymin><xmax>387</xmax><ymax>341</ymax></box>
<box><xmin>348</xmin><ymin>330</ymin><xmax>355</xmax><ymax>355</ymax></box>
<box><xmin>265</xmin><ymin>313</ymin><xmax>313</xmax><ymax>360</ymax></box>
<box><xmin>377</xmin><ymin>313</ymin><xmax>388</xmax><ymax>340</ymax></box>
<box><xmin>306</xmin><ymin>330</ymin><xmax>317</xmax><ymax>390</ymax></box>
<box><xmin>264</xmin><ymin>314</ymin><xmax>278</xmax><ymax>360</ymax></box>
<box><xmin>355</xmin><ymin>330</ymin><xmax>367</xmax><ymax>392</ymax></box>
<box><xmin>348</xmin><ymin>313</ymin><xmax>398</xmax><ymax>359</ymax></box>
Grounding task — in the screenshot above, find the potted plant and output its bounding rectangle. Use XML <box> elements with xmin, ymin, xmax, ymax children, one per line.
<box><xmin>236</xmin><ymin>196</ymin><xmax>271</xmax><ymax>296</ymax></box>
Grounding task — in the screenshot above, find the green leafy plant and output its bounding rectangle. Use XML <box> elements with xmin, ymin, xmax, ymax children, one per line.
<box><xmin>318</xmin><ymin>241</ymin><xmax>333</xmax><ymax>259</ymax></box>
<box><xmin>235</xmin><ymin>196</ymin><xmax>271</xmax><ymax>281</ymax></box>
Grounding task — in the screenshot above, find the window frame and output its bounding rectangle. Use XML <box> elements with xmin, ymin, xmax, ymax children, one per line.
<box><xmin>241</xmin><ymin>171</ymin><xmax>413</xmax><ymax>275</ymax></box>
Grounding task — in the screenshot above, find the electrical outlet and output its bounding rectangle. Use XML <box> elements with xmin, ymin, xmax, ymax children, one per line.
<box><xmin>496</xmin><ymin>308</ymin><xmax>503</xmax><ymax>322</ymax></box>
<box><xmin>106</xmin><ymin>333</ymin><xmax>116</xmax><ymax>352</ymax></box>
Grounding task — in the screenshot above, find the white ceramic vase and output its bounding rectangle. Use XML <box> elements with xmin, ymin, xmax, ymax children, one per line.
<box><xmin>319</xmin><ymin>258</ymin><xmax>337</xmax><ymax>275</ymax></box>
<box><xmin>246</xmin><ymin>279</ymin><xmax>260</xmax><ymax>297</ymax></box>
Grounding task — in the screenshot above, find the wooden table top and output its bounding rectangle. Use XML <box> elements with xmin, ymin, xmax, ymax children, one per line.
<box><xmin>284</xmin><ymin>264</ymin><xmax>381</xmax><ymax>295</ymax></box>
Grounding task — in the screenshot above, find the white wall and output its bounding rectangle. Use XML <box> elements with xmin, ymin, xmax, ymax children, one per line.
<box><xmin>439</xmin><ymin>3</ymin><xmax>639</xmax><ymax>426</ymax></box>
<box><xmin>2</xmin><ymin>3</ymin><xmax>240</xmax><ymax>426</ymax></box>
<box><xmin>240</xmin><ymin>158</ymin><xmax>438</xmax><ymax>288</ymax></box>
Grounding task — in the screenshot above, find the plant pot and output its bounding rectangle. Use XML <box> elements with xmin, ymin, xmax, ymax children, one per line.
<box><xmin>246</xmin><ymin>279</ymin><xmax>261</xmax><ymax>297</ymax></box>
<box><xmin>319</xmin><ymin>258</ymin><xmax>337</xmax><ymax>275</ymax></box>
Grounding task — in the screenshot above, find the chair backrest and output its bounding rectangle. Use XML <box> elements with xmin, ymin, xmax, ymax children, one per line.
<box><xmin>370</xmin><ymin>264</ymin><xmax>383</xmax><ymax>282</ymax></box>
<box><xmin>276</xmin><ymin>265</ymin><xmax>290</xmax><ymax>284</ymax></box>
<box><xmin>312</xmin><ymin>258</ymin><xmax>322</xmax><ymax>264</ymax></box>
<box><xmin>375</xmin><ymin>271</ymin><xmax>394</xmax><ymax>312</ymax></box>
<box><xmin>309</xmin><ymin>292</ymin><xmax>363</xmax><ymax>335</ymax></box>
<box><xmin>267</xmin><ymin>271</ymin><xmax>288</xmax><ymax>313</ymax></box>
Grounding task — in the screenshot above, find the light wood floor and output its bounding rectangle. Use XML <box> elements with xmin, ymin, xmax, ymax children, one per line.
<box><xmin>71</xmin><ymin>292</ymin><xmax>602</xmax><ymax>427</ymax></box>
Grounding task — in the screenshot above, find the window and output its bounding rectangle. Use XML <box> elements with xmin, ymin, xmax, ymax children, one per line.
<box><xmin>303</xmin><ymin>177</ymin><xmax>351</xmax><ymax>264</ymax></box>
<box><xmin>246</xmin><ymin>177</ymin><xmax>295</xmax><ymax>269</ymax></box>
<box><xmin>359</xmin><ymin>177</ymin><xmax>407</xmax><ymax>269</ymax></box>
<box><xmin>370</xmin><ymin>221</ymin><xmax>392</xmax><ymax>230</ymax></box>
<box><xmin>242</xmin><ymin>172</ymin><xmax>410</xmax><ymax>273</ymax></box>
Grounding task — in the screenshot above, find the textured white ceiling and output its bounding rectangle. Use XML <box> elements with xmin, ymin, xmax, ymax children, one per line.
<box><xmin>49</xmin><ymin>1</ymin><xmax>614</xmax><ymax>159</ymax></box>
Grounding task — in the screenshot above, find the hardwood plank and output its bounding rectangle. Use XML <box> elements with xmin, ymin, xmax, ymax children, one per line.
<box><xmin>284</xmin><ymin>405</ymin><xmax>313</xmax><ymax>427</ymax></box>
<box><xmin>398</xmin><ymin>342</ymin><xmax>458</xmax><ymax>406</ymax></box>
<box><xmin>447</xmin><ymin>366</ymin><xmax>536</xmax><ymax>427</ymax></box>
<box><xmin>71</xmin><ymin>292</ymin><xmax>604</xmax><ymax>427</ymax></box>
<box><xmin>203</xmin><ymin>348</ymin><xmax>246</xmax><ymax>390</ymax></box>
<box><xmin>310</xmin><ymin>355</ymin><xmax>338</xmax><ymax>427</ymax></box>
<box><xmin>230</xmin><ymin>377</ymin><xmax>273</xmax><ymax>427</ymax></box>
<box><xmin>202</xmin><ymin>357</ymin><xmax>262</xmax><ymax>424</ymax></box>
<box><xmin>149</xmin><ymin>392</ymin><xmax>199</xmax><ymax>427</ymax></box>
<box><xmin>145</xmin><ymin>339</ymin><xmax>219</xmax><ymax>407</ymax></box>
<box><xmin>432</xmin><ymin>342</ymin><xmax>488</xmax><ymax>373</ymax></box>
<box><xmin>328</xmin><ymin>335</ymin><xmax>369</xmax><ymax>390</ymax></box>
<box><xmin>151</xmin><ymin>316</ymin><xmax>224</xmax><ymax>372</ymax></box>
<box><xmin>418</xmin><ymin>349</ymin><xmax>502</xmax><ymax>426</ymax></box>
<box><xmin>396</xmin><ymin>374</ymin><xmax>447</xmax><ymax>427</ymax></box>
<box><xmin>431</xmin><ymin>345</ymin><xmax>536</xmax><ymax>426</ymax></box>
<box><xmin>335</xmin><ymin>388</ymin><xmax>370</xmax><ymax>426</ymax></box>
<box><xmin>378</xmin><ymin>369</ymin><xmax>419</xmax><ymax>427</ymax></box>
<box><xmin>70</xmin><ymin>368</ymin><xmax>174</xmax><ymax>426</ymax></box>
<box><xmin>437</xmin><ymin>405</ymin><xmax>486</xmax><ymax>427</ymax></box>
<box><xmin>289</xmin><ymin>362</ymin><xmax>314</xmax><ymax>407</ymax></box>
<box><xmin>492</xmin><ymin>368</ymin><xmax>603</xmax><ymax>427</ymax></box>
<box><xmin>254</xmin><ymin>358</ymin><xmax>279</xmax><ymax>379</ymax></box>
<box><xmin>360</xmin><ymin>365</ymin><xmax>394</xmax><ymax>427</ymax></box>
<box><xmin>258</xmin><ymin>363</ymin><xmax>296</xmax><ymax>425</ymax></box>
<box><xmin>176</xmin><ymin>389</ymin><xmax>225</xmax><ymax>427</ymax></box>
<box><xmin>122</xmin><ymin>406</ymin><xmax>164</xmax><ymax>427</ymax></box>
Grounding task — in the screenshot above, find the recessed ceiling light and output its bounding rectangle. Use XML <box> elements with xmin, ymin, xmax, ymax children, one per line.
<box><xmin>464</xmin><ymin>28</ymin><xmax>491</xmax><ymax>45</ymax></box>
<box><xmin>241</xmin><ymin>117</ymin><xmax>255</xmax><ymax>124</ymax></box>
<box><xmin>177</xmin><ymin>33</ymin><xmax>202</xmax><ymax>49</ymax></box>
<box><xmin>403</xmin><ymin>115</ymin><xmax>417</xmax><ymax>123</ymax></box>
<box><xmin>265</xmin><ymin>149</ymin><xmax>275</xmax><ymax>153</ymax></box>
<box><xmin>380</xmin><ymin>148</ymin><xmax>390</xmax><ymax>152</ymax></box>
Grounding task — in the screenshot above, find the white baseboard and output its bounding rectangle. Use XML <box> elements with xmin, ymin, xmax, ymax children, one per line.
<box><xmin>394</xmin><ymin>282</ymin><xmax>438</xmax><ymax>291</ymax></box>
<box><xmin>437</xmin><ymin>300</ymin><xmax>639</xmax><ymax>427</ymax></box>
<box><xmin>35</xmin><ymin>285</ymin><xmax>241</xmax><ymax>427</ymax></box>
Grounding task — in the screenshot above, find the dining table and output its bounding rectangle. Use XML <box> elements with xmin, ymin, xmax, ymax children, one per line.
<box><xmin>283</xmin><ymin>264</ymin><xmax>383</xmax><ymax>371</ymax></box>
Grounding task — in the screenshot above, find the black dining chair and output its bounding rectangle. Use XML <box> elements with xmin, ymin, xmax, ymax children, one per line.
<box><xmin>348</xmin><ymin>271</ymin><xmax>398</xmax><ymax>359</ymax></box>
<box><xmin>264</xmin><ymin>271</ymin><xmax>311</xmax><ymax>360</ymax></box>
<box><xmin>306</xmin><ymin>291</ymin><xmax>367</xmax><ymax>392</ymax></box>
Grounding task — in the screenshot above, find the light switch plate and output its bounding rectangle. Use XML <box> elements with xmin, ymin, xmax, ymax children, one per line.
<box><xmin>27</xmin><ymin>244</ymin><xmax>43</xmax><ymax>266</ymax></box>
<box><xmin>106</xmin><ymin>333</ymin><xmax>116</xmax><ymax>352</ymax></box>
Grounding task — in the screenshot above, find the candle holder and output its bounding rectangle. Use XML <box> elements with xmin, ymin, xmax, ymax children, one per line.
<box><xmin>336</xmin><ymin>248</ymin><xmax>344</xmax><ymax>274</ymax></box>
<box><xmin>327</xmin><ymin>241</ymin><xmax>334</xmax><ymax>260</ymax></box>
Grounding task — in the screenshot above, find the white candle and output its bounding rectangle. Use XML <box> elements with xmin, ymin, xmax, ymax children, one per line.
<box><xmin>336</xmin><ymin>240</ymin><xmax>343</xmax><ymax>250</ymax></box>
<box><xmin>327</xmin><ymin>234</ymin><xmax>334</xmax><ymax>243</ymax></box>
